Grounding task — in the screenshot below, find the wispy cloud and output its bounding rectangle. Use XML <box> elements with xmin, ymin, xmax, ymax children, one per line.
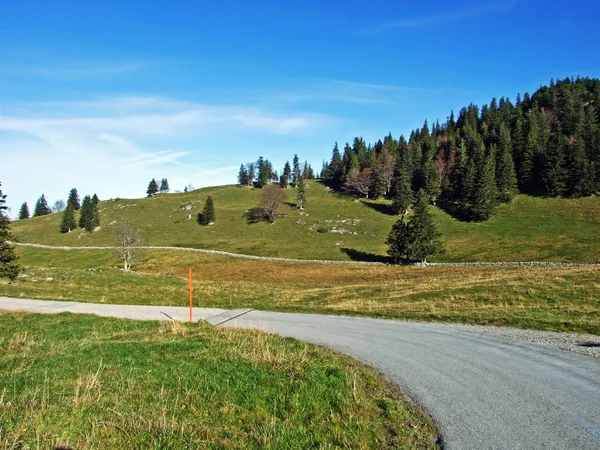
<box><xmin>0</xmin><ymin>96</ymin><xmax>333</xmax><ymax>215</ymax></box>
<box><xmin>374</xmin><ymin>1</ymin><xmax>517</xmax><ymax>31</ymax></box>
<box><xmin>0</xmin><ymin>61</ymin><xmax>147</xmax><ymax>80</ymax></box>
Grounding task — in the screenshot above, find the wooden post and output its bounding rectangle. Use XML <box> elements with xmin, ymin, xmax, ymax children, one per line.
<box><xmin>188</xmin><ymin>268</ymin><xmax>193</xmax><ymax>322</ymax></box>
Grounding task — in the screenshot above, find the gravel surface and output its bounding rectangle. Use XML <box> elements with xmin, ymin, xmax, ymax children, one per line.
<box><xmin>449</xmin><ymin>323</ymin><xmax>600</xmax><ymax>359</ymax></box>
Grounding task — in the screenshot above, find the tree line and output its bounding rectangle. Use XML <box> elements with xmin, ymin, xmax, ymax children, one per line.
<box><xmin>322</xmin><ymin>76</ymin><xmax>600</xmax><ymax>222</ymax></box>
<box><xmin>238</xmin><ymin>154</ymin><xmax>316</xmax><ymax>189</ymax></box>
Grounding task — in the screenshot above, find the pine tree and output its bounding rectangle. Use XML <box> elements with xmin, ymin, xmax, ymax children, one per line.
<box><xmin>542</xmin><ymin>124</ymin><xmax>567</xmax><ymax>197</ymax></box>
<box><xmin>281</xmin><ymin>161</ymin><xmax>292</xmax><ymax>188</ymax></box>
<box><xmin>0</xmin><ymin>182</ymin><xmax>19</xmax><ymax>280</ymax></box>
<box><xmin>567</xmin><ymin>135</ymin><xmax>593</xmax><ymax>197</ymax></box>
<box><xmin>292</xmin><ymin>154</ymin><xmax>301</xmax><ymax>184</ymax></box>
<box><xmin>67</xmin><ymin>188</ymin><xmax>80</xmax><ymax>210</ymax></box>
<box><xmin>387</xmin><ymin>189</ymin><xmax>442</xmax><ymax>264</ymax></box>
<box><xmin>33</xmin><ymin>194</ymin><xmax>51</xmax><ymax>217</ymax></box>
<box><xmin>423</xmin><ymin>160</ymin><xmax>441</xmax><ymax>204</ymax></box>
<box><xmin>495</xmin><ymin>124</ymin><xmax>518</xmax><ymax>202</ymax></box>
<box><xmin>18</xmin><ymin>202</ymin><xmax>30</xmax><ymax>220</ymax></box>
<box><xmin>146</xmin><ymin>179</ymin><xmax>159</xmax><ymax>197</ymax></box>
<box><xmin>199</xmin><ymin>196</ymin><xmax>215</xmax><ymax>225</ymax></box>
<box><xmin>238</xmin><ymin>164</ymin><xmax>248</xmax><ymax>186</ymax></box>
<box><xmin>60</xmin><ymin>204</ymin><xmax>77</xmax><ymax>233</ymax></box>
<box><xmin>391</xmin><ymin>163</ymin><xmax>413</xmax><ymax>215</ymax></box>
<box><xmin>79</xmin><ymin>195</ymin><xmax>99</xmax><ymax>231</ymax></box>
<box><xmin>296</xmin><ymin>175</ymin><xmax>306</xmax><ymax>210</ymax></box>
<box><xmin>468</xmin><ymin>149</ymin><xmax>497</xmax><ymax>221</ymax></box>
<box><xmin>159</xmin><ymin>178</ymin><xmax>170</xmax><ymax>193</ymax></box>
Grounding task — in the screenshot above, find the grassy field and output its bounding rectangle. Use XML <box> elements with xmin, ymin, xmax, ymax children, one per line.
<box><xmin>11</xmin><ymin>182</ymin><xmax>600</xmax><ymax>263</ymax></box>
<box><xmin>3</xmin><ymin>247</ymin><xmax>599</xmax><ymax>335</ymax></box>
<box><xmin>0</xmin><ymin>312</ymin><xmax>438</xmax><ymax>449</ymax></box>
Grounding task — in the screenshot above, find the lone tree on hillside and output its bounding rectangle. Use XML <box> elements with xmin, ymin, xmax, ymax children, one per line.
<box><xmin>146</xmin><ymin>178</ymin><xmax>159</xmax><ymax>197</ymax></box>
<box><xmin>0</xmin><ymin>182</ymin><xmax>19</xmax><ymax>280</ymax></box>
<box><xmin>33</xmin><ymin>194</ymin><xmax>51</xmax><ymax>217</ymax></box>
<box><xmin>387</xmin><ymin>189</ymin><xmax>442</xmax><ymax>264</ymax></box>
<box><xmin>67</xmin><ymin>188</ymin><xmax>80</xmax><ymax>210</ymax></box>
<box><xmin>116</xmin><ymin>225</ymin><xmax>142</xmax><ymax>271</ymax></box>
<box><xmin>60</xmin><ymin>204</ymin><xmax>77</xmax><ymax>233</ymax></box>
<box><xmin>79</xmin><ymin>195</ymin><xmax>100</xmax><ymax>232</ymax></box>
<box><xmin>259</xmin><ymin>184</ymin><xmax>287</xmax><ymax>223</ymax></box>
<box><xmin>198</xmin><ymin>195</ymin><xmax>215</xmax><ymax>225</ymax></box>
<box><xmin>18</xmin><ymin>202</ymin><xmax>30</xmax><ymax>220</ymax></box>
<box><xmin>160</xmin><ymin>178</ymin><xmax>170</xmax><ymax>193</ymax></box>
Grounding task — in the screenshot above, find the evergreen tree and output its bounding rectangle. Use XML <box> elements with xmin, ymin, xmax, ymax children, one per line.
<box><xmin>78</xmin><ymin>195</ymin><xmax>99</xmax><ymax>231</ymax></box>
<box><xmin>326</xmin><ymin>142</ymin><xmax>345</xmax><ymax>189</ymax></box>
<box><xmin>159</xmin><ymin>178</ymin><xmax>170</xmax><ymax>193</ymax></box>
<box><xmin>468</xmin><ymin>149</ymin><xmax>497</xmax><ymax>221</ymax></box>
<box><xmin>238</xmin><ymin>164</ymin><xmax>248</xmax><ymax>185</ymax></box>
<box><xmin>281</xmin><ymin>161</ymin><xmax>292</xmax><ymax>188</ymax></box>
<box><xmin>60</xmin><ymin>204</ymin><xmax>76</xmax><ymax>233</ymax></box>
<box><xmin>567</xmin><ymin>135</ymin><xmax>594</xmax><ymax>197</ymax></box>
<box><xmin>146</xmin><ymin>179</ymin><xmax>159</xmax><ymax>197</ymax></box>
<box><xmin>67</xmin><ymin>188</ymin><xmax>80</xmax><ymax>210</ymax></box>
<box><xmin>18</xmin><ymin>202</ymin><xmax>30</xmax><ymax>220</ymax></box>
<box><xmin>292</xmin><ymin>154</ymin><xmax>301</xmax><ymax>184</ymax></box>
<box><xmin>391</xmin><ymin>163</ymin><xmax>413</xmax><ymax>215</ymax></box>
<box><xmin>387</xmin><ymin>189</ymin><xmax>442</xmax><ymax>264</ymax></box>
<box><xmin>256</xmin><ymin>156</ymin><xmax>273</xmax><ymax>188</ymax></box>
<box><xmin>0</xmin><ymin>182</ymin><xmax>19</xmax><ymax>280</ymax></box>
<box><xmin>542</xmin><ymin>124</ymin><xmax>567</xmax><ymax>197</ymax></box>
<box><xmin>33</xmin><ymin>194</ymin><xmax>51</xmax><ymax>217</ymax></box>
<box><xmin>423</xmin><ymin>160</ymin><xmax>441</xmax><ymax>204</ymax></box>
<box><xmin>198</xmin><ymin>196</ymin><xmax>215</xmax><ymax>225</ymax></box>
<box><xmin>495</xmin><ymin>124</ymin><xmax>518</xmax><ymax>202</ymax></box>
<box><xmin>296</xmin><ymin>175</ymin><xmax>306</xmax><ymax>210</ymax></box>
<box><xmin>247</xmin><ymin>163</ymin><xmax>256</xmax><ymax>186</ymax></box>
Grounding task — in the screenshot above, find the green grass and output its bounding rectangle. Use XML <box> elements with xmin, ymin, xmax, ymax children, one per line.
<box><xmin>3</xmin><ymin>247</ymin><xmax>599</xmax><ymax>335</ymax></box>
<box><xmin>0</xmin><ymin>312</ymin><xmax>438</xmax><ymax>449</ymax></box>
<box><xmin>11</xmin><ymin>183</ymin><xmax>600</xmax><ymax>263</ymax></box>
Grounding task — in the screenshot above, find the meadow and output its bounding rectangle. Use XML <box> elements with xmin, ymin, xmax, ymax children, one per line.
<box><xmin>0</xmin><ymin>312</ymin><xmax>438</xmax><ymax>449</ymax></box>
<box><xmin>3</xmin><ymin>247</ymin><xmax>598</xmax><ymax>334</ymax></box>
<box><xmin>11</xmin><ymin>182</ymin><xmax>600</xmax><ymax>263</ymax></box>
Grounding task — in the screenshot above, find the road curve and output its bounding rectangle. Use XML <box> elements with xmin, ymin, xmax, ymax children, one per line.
<box><xmin>1</xmin><ymin>297</ymin><xmax>599</xmax><ymax>449</ymax></box>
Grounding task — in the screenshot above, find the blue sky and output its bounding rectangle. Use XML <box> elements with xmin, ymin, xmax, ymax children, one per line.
<box><xmin>1</xmin><ymin>0</ymin><xmax>600</xmax><ymax>216</ymax></box>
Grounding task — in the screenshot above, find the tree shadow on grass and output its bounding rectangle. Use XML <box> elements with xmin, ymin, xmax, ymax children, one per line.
<box><xmin>340</xmin><ymin>248</ymin><xmax>393</xmax><ymax>264</ymax></box>
<box><xmin>360</xmin><ymin>200</ymin><xmax>396</xmax><ymax>216</ymax></box>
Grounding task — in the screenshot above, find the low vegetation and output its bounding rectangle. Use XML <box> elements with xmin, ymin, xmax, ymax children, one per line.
<box><xmin>3</xmin><ymin>247</ymin><xmax>599</xmax><ymax>335</ymax></box>
<box><xmin>0</xmin><ymin>312</ymin><xmax>438</xmax><ymax>449</ymax></box>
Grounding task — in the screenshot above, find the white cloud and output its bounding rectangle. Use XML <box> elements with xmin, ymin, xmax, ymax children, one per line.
<box><xmin>0</xmin><ymin>96</ymin><xmax>331</xmax><ymax>216</ymax></box>
<box><xmin>0</xmin><ymin>61</ymin><xmax>147</xmax><ymax>80</ymax></box>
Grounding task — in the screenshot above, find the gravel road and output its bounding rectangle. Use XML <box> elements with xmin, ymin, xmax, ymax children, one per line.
<box><xmin>1</xmin><ymin>297</ymin><xmax>599</xmax><ymax>449</ymax></box>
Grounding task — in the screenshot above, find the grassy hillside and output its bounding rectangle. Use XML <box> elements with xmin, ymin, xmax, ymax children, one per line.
<box><xmin>11</xmin><ymin>182</ymin><xmax>600</xmax><ymax>262</ymax></box>
<box><xmin>0</xmin><ymin>312</ymin><xmax>438</xmax><ymax>449</ymax></box>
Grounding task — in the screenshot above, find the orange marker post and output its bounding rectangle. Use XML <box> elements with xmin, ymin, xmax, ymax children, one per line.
<box><xmin>188</xmin><ymin>268</ymin><xmax>193</xmax><ymax>322</ymax></box>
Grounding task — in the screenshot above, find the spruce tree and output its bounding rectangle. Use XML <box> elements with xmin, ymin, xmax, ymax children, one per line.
<box><xmin>423</xmin><ymin>160</ymin><xmax>441</xmax><ymax>204</ymax></box>
<box><xmin>160</xmin><ymin>178</ymin><xmax>170</xmax><ymax>193</ymax></box>
<box><xmin>542</xmin><ymin>124</ymin><xmax>567</xmax><ymax>197</ymax></box>
<box><xmin>67</xmin><ymin>188</ymin><xmax>80</xmax><ymax>210</ymax></box>
<box><xmin>199</xmin><ymin>196</ymin><xmax>215</xmax><ymax>225</ymax></box>
<box><xmin>238</xmin><ymin>164</ymin><xmax>248</xmax><ymax>185</ymax></box>
<box><xmin>18</xmin><ymin>202</ymin><xmax>30</xmax><ymax>220</ymax></box>
<box><xmin>79</xmin><ymin>195</ymin><xmax>99</xmax><ymax>231</ymax></box>
<box><xmin>387</xmin><ymin>189</ymin><xmax>442</xmax><ymax>264</ymax></box>
<box><xmin>296</xmin><ymin>175</ymin><xmax>306</xmax><ymax>210</ymax></box>
<box><xmin>60</xmin><ymin>204</ymin><xmax>77</xmax><ymax>233</ymax></box>
<box><xmin>292</xmin><ymin>154</ymin><xmax>301</xmax><ymax>184</ymax></box>
<box><xmin>281</xmin><ymin>161</ymin><xmax>292</xmax><ymax>188</ymax></box>
<box><xmin>391</xmin><ymin>166</ymin><xmax>413</xmax><ymax>215</ymax></box>
<box><xmin>567</xmin><ymin>136</ymin><xmax>593</xmax><ymax>197</ymax></box>
<box><xmin>146</xmin><ymin>178</ymin><xmax>159</xmax><ymax>197</ymax></box>
<box><xmin>468</xmin><ymin>150</ymin><xmax>497</xmax><ymax>221</ymax></box>
<box><xmin>0</xmin><ymin>182</ymin><xmax>19</xmax><ymax>280</ymax></box>
<box><xmin>33</xmin><ymin>194</ymin><xmax>51</xmax><ymax>217</ymax></box>
<box><xmin>495</xmin><ymin>124</ymin><xmax>518</xmax><ymax>202</ymax></box>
